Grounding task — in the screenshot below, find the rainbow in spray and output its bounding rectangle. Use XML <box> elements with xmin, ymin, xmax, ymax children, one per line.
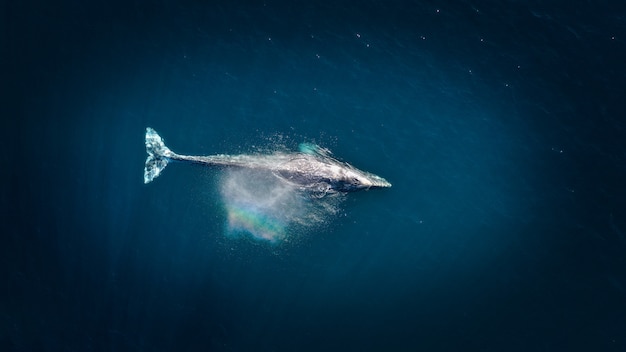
<box><xmin>219</xmin><ymin>168</ymin><xmax>309</xmax><ymax>243</ymax></box>
<box><xmin>225</xmin><ymin>202</ymin><xmax>287</xmax><ymax>242</ymax></box>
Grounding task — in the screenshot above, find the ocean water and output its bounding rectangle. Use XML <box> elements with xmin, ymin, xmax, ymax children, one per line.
<box><xmin>4</xmin><ymin>0</ymin><xmax>626</xmax><ymax>351</ymax></box>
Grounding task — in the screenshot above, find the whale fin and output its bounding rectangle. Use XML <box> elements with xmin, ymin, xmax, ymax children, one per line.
<box><xmin>144</xmin><ymin>128</ymin><xmax>173</xmax><ymax>184</ymax></box>
<box><xmin>298</xmin><ymin>143</ymin><xmax>333</xmax><ymax>157</ymax></box>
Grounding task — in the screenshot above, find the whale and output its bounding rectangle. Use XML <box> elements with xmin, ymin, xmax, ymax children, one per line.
<box><xmin>143</xmin><ymin>127</ymin><xmax>391</xmax><ymax>194</ymax></box>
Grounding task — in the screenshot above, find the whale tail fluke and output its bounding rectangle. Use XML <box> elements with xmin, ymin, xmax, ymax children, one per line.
<box><xmin>144</xmin><ymin>127</ymin><xmax>174</xmax><ymax>184</ymax></box>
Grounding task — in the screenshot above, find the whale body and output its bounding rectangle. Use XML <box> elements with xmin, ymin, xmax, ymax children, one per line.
<box><xmin>143</xmin><ymin>127</ymin><xmax>391</xmax><ymax>193</ymax></box>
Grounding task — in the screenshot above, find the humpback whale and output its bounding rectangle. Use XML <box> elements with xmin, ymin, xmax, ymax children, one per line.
<box><xmin>143</xmin><ymin>128</ymin><xmax>391</xmax><ymax>193</ymax></box>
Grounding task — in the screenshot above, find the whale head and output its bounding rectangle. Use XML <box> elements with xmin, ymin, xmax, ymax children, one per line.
<box><xmin>333</xmin><ymin>168</ymin><xmax>392</xmax><ymax>192</ymax></box>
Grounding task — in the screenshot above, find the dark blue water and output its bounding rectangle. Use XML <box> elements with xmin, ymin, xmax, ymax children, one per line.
<box><xmin>4</xmin><ymin>1</ymin><xmax>626</xmax><ymax>351</ymax></box>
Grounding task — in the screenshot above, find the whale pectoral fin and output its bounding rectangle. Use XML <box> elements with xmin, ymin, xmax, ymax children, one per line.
<box><xmin>308</xmin><ymin>182</ymin><xmax>334</xmax><ymax>198</ymax></box>
<box><xmin>298</xmin><ymin>143</ymin><xmax>333</xmax><ymax>157</ymax></box>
